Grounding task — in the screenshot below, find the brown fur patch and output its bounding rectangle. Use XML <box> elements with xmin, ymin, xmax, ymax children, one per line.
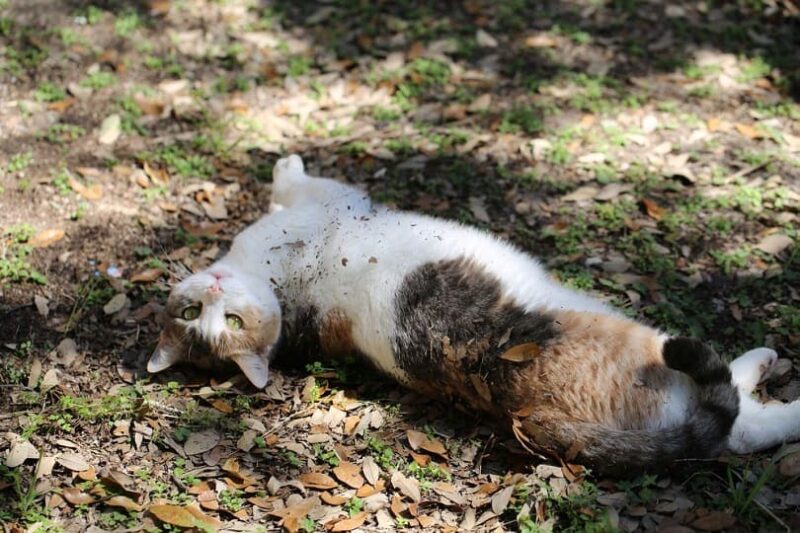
<box><xmin>319</xmin><ymin>308</ymin><xmax>355</xmax><ymax>357</ymax></box>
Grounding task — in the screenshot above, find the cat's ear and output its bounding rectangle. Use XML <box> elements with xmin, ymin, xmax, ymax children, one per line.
<box><xmin>234</xmin><ymin>352</ymin><xmax>270</xmax><ymax>388</ymax></box>
<box><xmin>147</xmin><ymin>338</ymin><xmax>182</xmax><ymax>373</ymax></box>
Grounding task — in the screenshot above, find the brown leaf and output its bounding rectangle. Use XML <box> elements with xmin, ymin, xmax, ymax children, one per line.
<box><xmin>691</xmin><ymin>510</ymin><xmax>736</xmax><ymax>531</ymax></box>
<box><xmin>48</xmin><ymin>98</ymin><xmax>76</xmax><ymax>112</ymax></box>
<box><xmin>707</xmin><ymin>117</ymin><xmax>721</xmax><ymax>132</ymax></box>
<box><xmin>641</xmin><ymin>198</ymin><xmax>665</xmax><ymax>220</ymax></box>
<box><xmin>299</xmin><ymin>472</ymin><xmax>338</xmax><ymax>490</ymax></box>
<box><xmin>344</xmin><ymin>415</ymin><xmax>360</xmax><ymax>435</ymax></box>
<box><xmin>735</xmin><ymin>123</ymin><xmax>764</xmax><ymax>139</ymax></box>
<box><xmin>321</xmin><ymin>492</ymin><xmax>349</xmax><ymax>505</ymax></box>
<box><xmin>134</xmin><ymin>93</ymin><xmax>166</xmax><ymax>116</ymax></box>
<box><xmin>211</xmin><ymin>399</ymin><xmax>233</xmax><ymax>414</ymax></box>
<box><xmin>106</xmin><ymin>495</ymin><xmax>143</xmax><ymax>512</ymax></box>
<box><xmin>131</xmin><ymin>268</ymin><xmax>164</xmax><ymax>283</ymax></box>
<box><xmin>333</xmin><ymin>462</ymin><xmax>365</xmax><ymax>489</ymax></box>
<box><xmin>29</xmin><ymin>228</ymin><xmax>65</xmax><ymax>248</ymax></box>
<box><xmin>491</xmin><ymin>485</ymin><xmax>514</xmax><ymax>515</ymax></box>
<box><xmin>269</xmin><ymin>496</ymin><xmax>320</xmax><ymax>533</ymax></box>
<box><xmin>143</xmin><ymin>161</ymin><xmax>170</xmax><ymax>185</ymax></box>
<box><xmin>63</xmin><ymin>487</ymin><xmax>96</xmax><ymax>505</ymax></box>
<box><xmin>499</xmin><ymin>343</ymin><xmax>542</xmax><ymax>363</ymax></box>
<box><xmin>57</xmin><ymin>452</ymin><xmax>89</xmax><ymax>472</ymax></box>
<box><xmin>331</xmin><ymin>511</ymin><xmax>368</xmax><ymax>532</ymax></box>
<box><xmin>184</xmin><ymin>429</ymin><xmax>220</xmax><ymax>456</ymax></box>
<box><xmin>68</xmin><ymin>177</ymin><xmax>103</xmax><ymax>201</ymax></box>
<box><xmin>361</xmin><ymin>456</ymin><xmax>381</xmax><ymax>486</ymax></box>
<box><xmin>187</xmin><ymin>481</ymin><xmax>212</xmax><ymax>495</ymax></box>
<box><xmin>248</xmin><ymin>495</ymin><xmax>273</xmax><ymax>509</ymax></box>
<box><xmin>149</xmin><ymin>504</ymin><xmax>197</xmax><ymax>528</ymax></box>
<box><xmin>390</xmin><ymin>493</ymin><xmax>405</xmax><ymax>516</ymax></box>
<box><xmin>410</xmin><ymin>451</ymin><xmax>430</xmax><ymax>466</ymax></box>
<box><xmin>185</xmin><ymin>503</ymin><xmax>222</xmax><ymax>531</ymax></box>
<box><xmin>390</xmin><ymin>471</ymin><xmax>420</xmax><ymax>502</ymax></box>
<box><xmin>756</xmin><ymin>233</ymin><xmax>793</xmax><ymax>255</ymax></box>
<box><xmin>406</xmin><ymin>429</ymin><xmax>448</xmax><ymax>457</ymax></box>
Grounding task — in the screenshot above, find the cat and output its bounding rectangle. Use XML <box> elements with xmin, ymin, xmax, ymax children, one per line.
<box><xmin>148</xmin><ymin>154</ymin><xmax>798</xmax><ymax>475</ymax></box>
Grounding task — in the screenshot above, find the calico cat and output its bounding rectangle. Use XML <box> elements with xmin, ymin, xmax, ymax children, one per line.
<box><xmin>148</xmin><ymin>155</ymin><xmax>798</xmax><ymax>475</ymax></box>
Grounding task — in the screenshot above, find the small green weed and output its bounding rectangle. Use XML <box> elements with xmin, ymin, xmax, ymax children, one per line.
<box><xmin>43</xmin><ymin>123</ymin><xmax>86</xmax><ymax>144</ymax></box>
<box><xmin>0</xmin><ymin>224</ymin><xmax>46</xmax><ymax>284</ymax></box>
<box><xmin>114</xmin><ymin>10</ymin><xmax>140</xmax><ymax>37</ymax></box>
<box><xmin>6</xmin><ymin>151</ymin><xmax>32</xmax><ymax>173</ymax></box>
<box><xmin>80</xmin><ymin>71</ymin><xmax>116</xmax><ymax>89</ymax></box>
<box><xmin>499</xmin><ymin>105</ymin><xmax>543</xmax><ymax>135</ymax></box>
<box><xmin>34</xmin><ymin>82</ymin><xmax>66</xmax><ymax>102</ymax></box>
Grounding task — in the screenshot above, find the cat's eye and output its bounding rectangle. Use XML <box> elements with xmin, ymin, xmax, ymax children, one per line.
<box><xmin>181</xmin><ymin>305</ymin><xmax>201</xmax><ymax>320</ymax></box>
<box><xmin>226</xmin><ymin>314</ymin><xmax>243</xmax><ymax>330</ymax></box>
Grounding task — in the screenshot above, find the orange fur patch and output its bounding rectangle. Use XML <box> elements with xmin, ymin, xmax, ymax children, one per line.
<box><xmin>318</xmin><ymin>309</ymin><xmax>355</xmax><ymax>357</ymax></box>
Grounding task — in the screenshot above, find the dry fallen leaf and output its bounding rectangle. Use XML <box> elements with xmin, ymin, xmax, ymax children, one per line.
<box><xmin>491</xmin><ymin>485</ymin><xmax>515</xmax><ymax>515</ymax></box>
<box><xmin>391</xmin><ymin>470</ymin><xmax>420</xmax><ymax>502</ymax></box>
<box><xmin>641</xmin><ymin>198</ymin><xmax>665</xmax><ymax>220</ymax></box>
<box><xmin>63</xmin><ymin>487</ymin><xmax>96</xmax><ymax>505</ymax></box>
<box><xmin>269</xmin><ymin>496</ymin><xmax>320</xmax><ymax>533</ymax></box>
<box><xmin>321</xmin><ymin>492</ymin><xmax>349</xmax><ymax>505</ymax></box>
<box><xmin>29</xmin><ymin>228</ymin><xmax>65</xmax><ymax>248</ymax></box>
<box><xmin>691</xmin><ymin>510</ymin><xmax>736</xmax><ymax>531</ymax></box>
<box><xmin>333</xmin><ymin>462</ymin><xmax>365</xmax><ymax>489</ymax></box>
<box><xmin>5</xmin><ymin>439</ymin><xmax>38</xmax><ymax>468</ymax></box>
<box><xmin>183</xmin><ymin>429</ymin><xmax>221</xmax><ymax>456</ymax></box>
<box><xmin>185</xmin><ymin>503</ymin><xmax>222</xmax><ymax>531</ymax></box>
<box><xmin>131</xmin><ymin>268</ymin><xmax>164</xmax><ymax>283</ymax></box>
<box><xmin>57</xmin><ymin>452</ymin><xmax>89</xmax><ymax>472</ymax></box>
<box><xmin>734</xmin><ymin>122</ymin><xmax>763</xmax><ymax>139</ymax></box>
<box><xmin>406</xmin><ymin>430</ymin><xmax>447</xmax><ymax>457</ymax></box>
<box><xmin>755</xmin><ymin>233</ymin><xmax>793</xmax><ymax>255</ymax></box>
<box><xmin>362</xmin><ymin>456</ymin><xmax>381</xmax><ymax>486</ymax></box>
<box><xmin>499</xmin><ymin>343</ymin><xmax>542</xmax><ymax>363</ymax></box>
<box><xmin>103</xmin><ymin>293</ymin><xmax>129</xmax><ymax>315</ymax></box>
<box><xmin>68</xmin><ymin>177</ymin><xmax>103</xmax><ymax>201</ymax></box>
<box><xmin>149</xmin><ymin>504</ymin><xmax>197</xmax><ymax>528</ymax></box>
<box><xmin>330</xmin><ymin>511</ymin><xmax>368</xmax><ymax>532</ymax></box>
<box><xmin>106</xmin><ymin>495</ymin><xmax>143</xmax><ymax>512</ymax></box>
<box><xmin>299</xmin><ymin>472</ymin><xmax>338</xmax><ymax>490</ymax></box>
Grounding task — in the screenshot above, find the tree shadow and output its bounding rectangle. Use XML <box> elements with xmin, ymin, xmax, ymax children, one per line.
<box><xmin>265</xmin><ymin>0</ymin><xmax>800</xmax><ymax>100</ymax></box>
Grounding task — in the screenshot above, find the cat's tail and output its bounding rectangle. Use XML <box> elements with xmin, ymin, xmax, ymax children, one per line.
<box><xmin>522</xmin><ymin>337</ymin><xmax>740</xmax><ymax>476</ymax></box>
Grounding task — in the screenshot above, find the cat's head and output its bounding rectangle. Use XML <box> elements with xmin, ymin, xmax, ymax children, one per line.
<box><xmin>147</xmin><ymin>265</ymin><xmax>281</xmax><ymax>388</ymax></box>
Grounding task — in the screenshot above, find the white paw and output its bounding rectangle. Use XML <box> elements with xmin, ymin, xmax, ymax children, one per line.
<box><xmin>730</xmin><ymin>347</ymin><xmax>778</xmax><ymax>392</ymax></box>
<box><xmin>273</xmin><ymin>154</ymin><xmax>305</xmax><ymax>183</ymax></box>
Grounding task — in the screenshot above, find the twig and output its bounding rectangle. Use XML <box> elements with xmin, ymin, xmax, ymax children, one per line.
<box><xmin>723</xmin><ymin>160</ymin><xmax>770</xmax><ymax>183</ymax></box>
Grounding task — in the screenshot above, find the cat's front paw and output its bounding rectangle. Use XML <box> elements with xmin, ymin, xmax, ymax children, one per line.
<box><xmin>273</xmin><ymin>154</ymin><xmax>305</xmax><ymax>182</ymax></box>
<box><xmin>730</xmin><ymin>347</ymin><xmax>778</xmax><ymax>392</ymax></box>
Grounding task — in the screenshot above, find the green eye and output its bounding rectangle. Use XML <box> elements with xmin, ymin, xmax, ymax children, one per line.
<box><xmin>181</xmin><ymin>305</ymin><xmax>201</xmax><ymax>320</ymax></box>
<box><xmin>226</xmin><ymin>314</ymin><xmax>243</xmax><ymax>330</ymax></box>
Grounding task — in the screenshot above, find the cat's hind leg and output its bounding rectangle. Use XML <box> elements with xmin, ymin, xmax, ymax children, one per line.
<box><xmin>271</xmin><ymin>154</ymin><xmax>371</xmax><ymax>212</ymax></box>
<box><xmin>726</xmin><ymin>347</ymin><xmax>800</xmax><ymax>454</ymax></box>
<box><xmin>729</xmin><ymin>347</ymin><xmax>778</xmax><ymax>393</ymax></box>
<box><xmin>728</xmin><ymin>394</ymin><xmax>800</xmax><ymax>453</ymax></box>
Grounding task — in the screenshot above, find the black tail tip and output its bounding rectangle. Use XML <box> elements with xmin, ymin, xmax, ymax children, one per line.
<box><xmin>663</xmin><ymin>337</ymin><xmax>730</xmax><ymax>386</ymax></box>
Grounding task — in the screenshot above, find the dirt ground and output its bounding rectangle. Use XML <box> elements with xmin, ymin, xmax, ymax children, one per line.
<box><xmin>1</xmin><ymin>0</ymin><xmax>799</xmax><ymax>531</ymax></box>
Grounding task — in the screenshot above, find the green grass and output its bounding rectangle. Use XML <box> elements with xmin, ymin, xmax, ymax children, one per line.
<box><xmin>499</xmin><ymin>105</ymin><xmax>544</xmax><ymax>135</ymax></box>
<box><xmin>34</xmin><ymin>82</ymin><xmax>66</xmax><ymax>102</ymax></box>
<box><xmin>6</xmin><ymin>151</ymin><xmax>32</xmax><ymax>172</ymax></box>
<box><xmin>114</xmin><ymin>10</ymin><xmax>140</xmax><ymax>37</ymax></box>
<box><xmin>80</xmin><ymin>71</ymin><xmax>116</xmax><ymax>89</ymax></box>
<box><xmin>43</xmin><ymin>123</ymin><xmax>86</xmax><ymax>144</ymax></box>
<box><xmin>0</xmin><ymin>224</ymin><xmax>46</xmax><ymax>284</ymax></box>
